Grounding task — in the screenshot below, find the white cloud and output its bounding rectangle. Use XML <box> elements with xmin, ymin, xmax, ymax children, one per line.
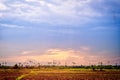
<box><xmin>0</xmin><ymin>13</ymin><xmax>3</xmax><ymax>18</ymax></box>
<box><xmin>0</xmin><ymin>2</ymin><xmax>8</xmax><ymax>10</ymax></box>
<box><xmin>80</xmin><ymin>46</ymin><xmax>91</xmax><ymax>51</ymax></box>
<box><xmin>91</xmin><ymin>26</ymin><xmax>118</xmax><ymax>31</ymax></box>
<box><xmin>46</xmin><ymin>48</ymin><xmax>79</xmax><ymax>60</ymax></box>
<box><xmin>21</xmin><ymin>51</ymin><xmax>32</xmax><ymax>55</ymax></box>
<box><xmin>0</xmin><ymin>0</ymin><xmax>106</xmax><ymax>25</ymax></box>
<box><xmin>0</xmin><ymin>23</ymin><xmax>25</xmax><ymax>28</ymax></box>
<box><xmin>1</xmin><ymin>47</ymin><xmax>119</xmax><ymax>65</ymax></box>
<box><xmin>25</xmin><ymin>0</ymin><xmax>36</xmax><ymax>2</ymax></box>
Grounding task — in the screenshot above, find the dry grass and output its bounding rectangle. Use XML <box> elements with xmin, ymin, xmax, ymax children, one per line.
<box><xmin>0</xmin><ymin>68</ymin><xmax>120</xmax><ymax>80</ymax></box>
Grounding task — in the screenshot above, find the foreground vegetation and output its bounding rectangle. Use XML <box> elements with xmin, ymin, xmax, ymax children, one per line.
<box><xmin>0</xmin><ymin>68</ymin><xmax>120</xmax><ymax>80</ymax></box>
<box><xmin>0</xmin><ymin>65</ymin><xmax>120</xmax><ymax>80</ymax></box>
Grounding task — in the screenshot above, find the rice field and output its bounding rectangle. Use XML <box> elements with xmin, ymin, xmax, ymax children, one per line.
<box><xmin>0</xmin><ymin>68</ymin><xmax>120</xmax><ymax>80</ymax></box>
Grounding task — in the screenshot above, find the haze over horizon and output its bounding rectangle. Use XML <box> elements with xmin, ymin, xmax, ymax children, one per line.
<box><xmin>0</xmin><ymin>0</ymin><xmax>120</xmax><ymax>66</ymax></box>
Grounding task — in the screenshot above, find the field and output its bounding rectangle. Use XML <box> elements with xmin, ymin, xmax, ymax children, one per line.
<box><xmin>0</xmin><ymin>68</ymin><xmax>120</xmax><ymax>80</ymax></box>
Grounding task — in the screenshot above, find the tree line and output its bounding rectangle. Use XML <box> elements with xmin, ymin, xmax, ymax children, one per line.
<box><xmin>0</xmin><ymin>61</ymin><xmax>120</xmax><ymax>71</ymax></box>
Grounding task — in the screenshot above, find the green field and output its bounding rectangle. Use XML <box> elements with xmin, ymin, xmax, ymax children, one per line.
<box><xmin>0</xmin><ymin>68</ymin><xmax>120</xmax><ymax>80</ymax></box>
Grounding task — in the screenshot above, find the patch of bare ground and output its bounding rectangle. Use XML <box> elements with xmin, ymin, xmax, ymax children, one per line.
<box><xmin>0</xmin><ymin>69</ymin><xmax>29</xmax><ymax>80</ymax></box>
<box><xmin>22</xmin><ymin>70</ymin><xmax>120</xmax><ymax>80</ymax></box>
<box><xmin>0</xmin><ymin>69</ymin><xmax>120</xmax><ymax>80</ymax></box>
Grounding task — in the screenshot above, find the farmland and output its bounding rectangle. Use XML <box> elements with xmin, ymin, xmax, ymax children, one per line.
<box><xmin>0</xmin><ymin>67</ymin><xmax>120</xmax><ymax>80</ymax></box>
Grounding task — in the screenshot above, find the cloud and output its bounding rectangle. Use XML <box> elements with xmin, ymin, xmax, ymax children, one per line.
<box><xmin>0</xmin><ymin>23</ymin><xmax>25</xmax><ymax>28</ymax></box>
<box><xmin>46</xmin><ymin>48</ymin><xmax>79</xmax><ymax>60</ymax></box>
<box><xmin>0</xmin><ymin>1</ymin><xmax>9</xmax><ymax>18</ymax></box>
<box><xmin>0</xmin><ymin>2</ymin><xmax>8</xmax><ymax>11</ymax></box>
<box><xmin>80</xmin><ymin>46</ymin><xmax>91</xmax><ymax>51</ymax></box>
<box><xmin>92</xmin><ymin>26</ymin><xmax>108</xmax><ymax>30</ymax></box>
<box><xmin>21</xmin><ymin>51</ymin><xmax>34</xmax><ymax>55</ymax></box>
<box><xmin>91</xmin><ymin>26</ymin><xmax>119</xmax><ymax>31</ymax></box>
<box><xmin>21</xmin><ymin>50</ymin><xmax>41</xmax><ymax>55</ymax></box>
<box><xmin>0</xmin><ymin>0</ymin><xmax>111</xmax><ymax>25</ymax></box>
<box><xmin>0</xmin><ymin>47</ymin><xmax>119</xmax><ymax>65</ymax></box>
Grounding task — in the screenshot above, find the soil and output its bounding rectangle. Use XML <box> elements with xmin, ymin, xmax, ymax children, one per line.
<box><xmin>0</xmin><ymin>69</ymin><xmax>120</xmax><ymax>80</ymax></box>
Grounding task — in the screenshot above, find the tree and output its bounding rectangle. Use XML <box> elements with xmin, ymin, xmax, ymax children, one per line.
<box><xmin>99</xmin><ymin>62</ymin><xmax>103</xmax><ymax>71</ymax></box>
<box><xmin>91</xmin><ymin>65</ymin><xmax>96</xmax><ymax>71</ymax></box>
<box><xmin>0</xmin><ymin>63</ymin><xmax>1</xmax><ymax>68</ymax></box>
<box><xmin>38</xmin><ymin>63</ymin><xmax>41</xmax><ymax>69</ymax></box>
<box><xmin>13</xmin><ymin>64</ymin><xmax>19</xmax><ymax>69</ymax></box>
<box><xmin>72</xmin><ymin>62</ymin><xmax>76</xmax><ymax>67</ymax></box>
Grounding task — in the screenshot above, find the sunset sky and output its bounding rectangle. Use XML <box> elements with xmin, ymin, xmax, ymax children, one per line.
<box><xmin>0</xmin><ymin>0</ymin><xmax>120</xmax><ymax>65</ymax></box>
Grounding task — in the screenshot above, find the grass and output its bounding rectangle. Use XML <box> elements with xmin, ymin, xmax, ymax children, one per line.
<box><xmin>16</xmin><ymin>75</ymin><xmax>27</xmax><ymax>80</ymax></box>
<box><xmin>0</xmin><ymin>68</ymin><xmax>120</xmax><ymax>80</ymax></box>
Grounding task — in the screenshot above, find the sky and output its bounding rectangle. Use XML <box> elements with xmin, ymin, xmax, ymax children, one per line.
<box><xmin>0</xmin><ymin>0</ymin><xmax>120</xmax><ymax>66</ymax></box>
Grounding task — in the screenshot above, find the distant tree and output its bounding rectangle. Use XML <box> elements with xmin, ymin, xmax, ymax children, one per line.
<box><xmin>99</xmin><ymin>62</ymin><xmax>103</xmax><ymax>71</ymax></box>
<box><xmin>18</xmin><ymin>62</ymin><xmax>21</xmax><ymax>66</ymax></box>
<box><xmin>91</xmin><ymin>65</ymin><xmax>96</xmax><ymax>71</ymax></box>
<box><xmin>2</xmin><ymin>62</ymin><xmax>4</xmax><ymax>66</ymax></box>
<box><xmin>53</xmin><ymin>60</ymin><xmax>57</xmax><ymax>66</ymax></box>
<box><xmin>38</xmin><ymin>63</ymin><xmax>41</xmax><ymax>69</ymax></box>
<box><xmin>0</xmin><ymin>63</ymin><xmax>1</xmax><ymax>68</ymax></box>
<box><xmin>48</xmin><ymin>62</ymin><xmax>52</xmax><ymax>66</ymax></box>
<box><xmin>115</xmin><ymin>63</ymin><xmax>118</xmax><ymax>69</ymax></box>
<box><xmin>13</xmin><ymin>64</ymin><xmax>19</xmax><ymax>69</ymax></box>
<box><xmin>1</xmin><ymin>62</ymin><xmax>7</xmax><ymax>69</ymax></box>
<box><xmin>65</xmin><ymin>62</ymin><xmax>67</xmax><ymax>67</ymax></box>
<box><xmin>4</xmin><ymin>62</ymin><xmax>7</xmax><ymax>66</ymax></box>
<box><xmin>72</xmin><ymin>62</ymin><xmax>76</xmax><ymax>67</ymax></box>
